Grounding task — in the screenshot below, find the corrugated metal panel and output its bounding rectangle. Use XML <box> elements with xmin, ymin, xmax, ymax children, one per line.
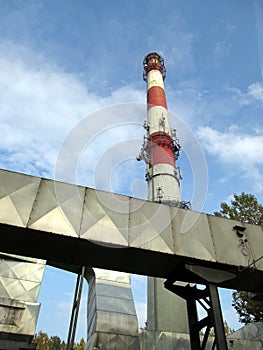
<box><xmin>86</xmin><ymin>268</ymin><xmax>140</xmax><ymax>350</ymax></box>
<box><xmin>87</xmin><ymin>332</ymin><xmax>140</xmax><ymax>350</ymax></box>
<box><xmin>139</xmin><ymin>329</ymin><xmax>263</xmax><ymax>350</ymax></box>
<box><xmin>139</xmin><ymin>329</ymin><xmax>191</xmax><ymax>350</ymax></box>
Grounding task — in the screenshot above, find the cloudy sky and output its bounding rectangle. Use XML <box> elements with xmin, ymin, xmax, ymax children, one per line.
<box><xmin>0</xmin><ymin>0</ymin><xmax>263</xmax><ymax>341</ymax></box>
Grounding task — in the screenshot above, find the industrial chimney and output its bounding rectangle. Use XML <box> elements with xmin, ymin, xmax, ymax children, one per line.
<box><xmin>138</xmin><ymin>52</ymin><xmax>182</xmax><ymax>205</ymax></box>
<box><xmin>138</xmin><ymin>52</ymin><xmax>189</xmax><ymax>336</ymax></box>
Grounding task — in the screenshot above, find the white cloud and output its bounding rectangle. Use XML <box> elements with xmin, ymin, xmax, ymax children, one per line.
<box><xmin>230</xmin><ymin>82</ymin><xmax>263</xmax><ymax>106</ymax></box>
<box><xmin>197</xmin><ymin>126</ymin><xmax>263</xmax><ymax>165</ymax></box>
<box><xmin>166</xmin><ymin>79</ymin><xmax>245</xmax><ymax>132</ymax></box>
<box><xmin>0</xmin><ymin>41</ymin><xmax>150</xmax><ymax>338</ymax></box>
<box><xmin>225</xmin><ymin>194</ymin><xmax>235</xmax><ymax>204</ymax></box>
<box><xmin>0</xmin><ymin>41</ymin><xmax>145</xmax><ymax>187</ymax></box>
<box><xmin>197</xmin><ymin>126</ymin><xmax>263</xmax><ymax>192</ymax></box>
<box><xmin>247</xmin><ymin>82</ymin><xmax>263</xmax><ymax>102</ymax></box>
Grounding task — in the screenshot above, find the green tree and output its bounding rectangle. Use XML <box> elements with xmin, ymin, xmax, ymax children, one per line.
<box><xmin>214</xmin><ymin>192</ymin><xmax>263</xmax><ymax>224</ymax></box>
<box><xmin>74</xmin><ymin>338</ymin><xmax>85</xmax><ymax>350</ymax></box>
<box><xmin>214</xmin><ymin>192</ymin><xmax>263</xmax><ymax>324</ymax></box>
<box><xmin>223</xmin><ymin>320</ymin><xmax>234</xmax><ymax>335</ymax></box>
<box><xmin>49</xmin><ymin>336</ymin><xmax>63</xmax><ymax>350</ymax></box>
<box><xmin>33</xmin><ymin>332</ymin><xmax>68</xmax><ymax>350</ymax></box>
<box><xmin>61</xmin><ymin>341</ymin><xmax>67</xmax><ymax>350</ymax></box>
<box><xmin>232</xmin><ymin>290</ymin><xmax>263</xmax><ymax>324</ymax></box>
<box><xmin>33</xmin><ymin>331</ymin><xmax>51</xmax><ymax>350</ymax></box>
<box><xmin>33</xmin><ymin>332</ymin><xmax>87</xmax><ymax>350</ymax></box>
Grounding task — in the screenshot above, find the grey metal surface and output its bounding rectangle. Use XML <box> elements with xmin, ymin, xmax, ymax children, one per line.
<box><xmin>172</xmin><ymin>208</ymin><xmax>216</xmax><ymax>262</ymax></box>
<box><xmin>139</xmin><ymin>329</ymin><xmax>192</xmax><ymax>350</ymax></box>
<box><xmin>0</xmin><ymin>253</ymin><xmax>45</xmax><ymax>340</ymax></box>
<box><xmin>0</xmin><ymin>164</ymin><xmax>46</xmax><ymax>346</ymax></box>
<box><xmin>147</xmin><ymin>278</ymin><xmax>188</xmax><ymax>333</ymax></box>
<box><xmin>85</xmin><ymin>268</ymin><xmax>140</xmax><ymax>350</ymax></box>
<box><xmin>227</xmin><ymin>322</ymin><xmax>263</xmax><ymax>344</ymax></box>
<box><xmin>0</xmin><ymin>169</ymin><xmax>262</xmax><ymax>294</ymax></box>
<box><xmin>208</xmin><ymin>284</ymin><xmax>228</xmax><ymax>349</ymax></box>
<box><xmin>0</xmin><ymin>256</ymin><xmax>45</xmax><ymax>302</ymax></box>
<box><xmin>67</xmin><ymin>266</ymin><xmax>85</xmax><ymax>350</ymax></box>
<box><xmin>0</xmin><ymin>297</ymin><xmax>40</xmax><ymax>336</ymax></box>
<box><xmin>139</xmin><ymin>329</ymin><xmax>263</xmax><ymax>350</ymax></box>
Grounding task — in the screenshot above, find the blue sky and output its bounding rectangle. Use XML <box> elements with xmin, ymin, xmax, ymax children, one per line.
<box><xmin>0</xmin><ymin>0</ymin><xmax>263</xmax><ymax>341</ymax></box>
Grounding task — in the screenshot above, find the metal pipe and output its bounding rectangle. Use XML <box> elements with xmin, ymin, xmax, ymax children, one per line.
<box><xmin>66</xmin><ymin>266</ymin><xmax>85</xmax><ymax>350</ymax></box>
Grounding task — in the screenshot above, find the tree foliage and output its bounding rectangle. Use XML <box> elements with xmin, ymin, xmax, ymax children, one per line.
<box><xmin>49</xmin><ymin>336</ymin><xmax>65</xmax><ymax>350</ymax></box>
<box><xmin>34</xmin><ymin>331</ymin><xmax>52</xmax><ymax>350</ymax></box>
<box><xmin>223</xmin><ymin>320</ymin><xmax>235</xmax><ymax>335</ymax></box>
<box><xmin>214</xmin><ymin>192</ymin><xmax>263</xmax><ymax>225</ymax></box>
<box><xmin>33</xmin><ymin>332</ymin><xmax>85</xmax><ymax>350</ymax></box>
<box><xmin>206</xmin><ymin>320</ymin><xmax>234</xmax><ymax>336</ymax></box>
<box><xmin>214</xmin><ymin>192</ymin><xmax>263</xmax><ymax>324</ymax></box>
<box><xmin>232</xmin><ymin>290</ymin><xmax>263</xmax><ymax>324</ymax></box>
<box><xmin>74</xmin><ymin>338</ymin><xmax>85</xmax><ymax>350</ymax></box>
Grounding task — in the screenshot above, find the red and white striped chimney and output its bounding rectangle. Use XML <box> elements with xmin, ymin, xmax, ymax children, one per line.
<box><xmin>138</xmin><ymin>52</ymin><xmax>181</xmax><ymax>204</ymax></box>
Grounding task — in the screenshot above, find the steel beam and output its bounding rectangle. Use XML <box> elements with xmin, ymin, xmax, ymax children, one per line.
<box><xmin>164</xmin><ymin>279</ymin><xmax>228</xmax><ymax>350</ymax></box>
<box><xmin>67</xmin><ymin>266</ymin><xmax>85</xmax><ymax>350</ymax></box>
<box><xmin>0</xmin><ymin>169</ymin><xmax>262</xmax><ymax>294</ymax></box>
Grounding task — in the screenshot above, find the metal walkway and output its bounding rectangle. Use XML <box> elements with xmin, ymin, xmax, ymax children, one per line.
<box><xmin>0</xmin><ymin>169</ymin><xmax>262</xmax><ymax>294</ymax></box>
